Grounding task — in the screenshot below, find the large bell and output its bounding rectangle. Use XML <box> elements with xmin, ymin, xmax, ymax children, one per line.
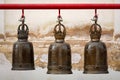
<box><xmin>12</xmin><ymin>17</ymin><xmax>35</xmax><ymax>70</ymax></box>
<box><xmin>47</xmin><ymin>17</ymin><xmax>72</xmax><ymax>74</ymax></box>
<box><xmin>83</xmin><ymin>16</ymin><xmax>108</xmax><ymax>74</ymax></box>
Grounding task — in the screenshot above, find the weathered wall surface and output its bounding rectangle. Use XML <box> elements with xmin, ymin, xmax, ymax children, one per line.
<box><xmin>0</xmin><ymin>0</ymin><xmax>120</xmax><ymax>80</ymax></box>
<box><xmin>0</xmin><ymin>25</ymin><xmax>117</xmax><ymax>71</ymax></box>
<box><xmin>0</xmin><ymin>0</ymin><xmax>120</xmax><ymax>72</ymax></box>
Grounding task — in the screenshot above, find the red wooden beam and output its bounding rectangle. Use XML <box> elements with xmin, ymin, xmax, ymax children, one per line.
<box><xmin>0</xmin><ymin>3</ymin><xmax>120</xmax><ymax>9</ymax></box>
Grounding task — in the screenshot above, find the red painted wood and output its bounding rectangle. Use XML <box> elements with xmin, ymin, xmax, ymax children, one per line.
<box><xmin>0</xmin><ymin>3</ymin><xmax>120</xmax><ymax>9</ymax></box>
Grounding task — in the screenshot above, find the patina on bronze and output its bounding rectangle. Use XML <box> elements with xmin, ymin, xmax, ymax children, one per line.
<box><xmin>12</xmin><ymin>17</ymin><xmax>35</xmax><ymax>70</ymax></box>
<box><xmin>47</xmin><ymin>17</ymin><xmax>72</xmax><ymax>74</ymax></box>
<box><xmin>83</xmin><ymin>15</ymin><xmax>108</xmax><ymax>74</ymax></box>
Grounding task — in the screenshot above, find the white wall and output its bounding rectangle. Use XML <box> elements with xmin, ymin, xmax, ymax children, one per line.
<box><xmin>4</xmin><ymin>0</ymin><xmax>114</xmax><ymax>34</ymax></box>
<box><xmin>0</xmin><ymin>1</ymin><xmax>120</xmax><ymax>80</ymax></box>
<box><xmin>114</xmin><ymin>0</ymin><xmax>120</xmax><ymax>35</ymax></box>
<box><xmin>0</xmin><ymin>0</ymin><xmax>4</xmax><ymax>34</ymax></box>
<box><xmin>5</xmin><ymin>0</ymin><xmax>114</xmax><ymax>3</ymax></box>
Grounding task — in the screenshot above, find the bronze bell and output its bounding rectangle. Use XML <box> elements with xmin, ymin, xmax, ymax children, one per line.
<box><xmin>47</xmin><ymin>17</ymin><xmax>72</xmax><ymax>74</ymax></box>
<box><xmin>83</xmin><ymin>16</ymin><xmax>108</xmax><ymax>74</ymax></box>
<box><xmin>12</xmin><ymin>17</ymin><xmax>35</xmax><ymax>70</ymax></box>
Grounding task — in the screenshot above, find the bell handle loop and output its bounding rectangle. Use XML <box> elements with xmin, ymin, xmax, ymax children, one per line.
<box><xmin>54</xmin><ymin>23</ymin><xmax>66</xmax><ymax>35</ymax></box>
<box><xmin>18</xmin><ymin>23</ymin><xmax>29</xmax><ymax>32</ymax></box>
<box><xmin>90</xmin><ymin>23</ymin><xmax>102</xmax><ymax>33</ymax></box>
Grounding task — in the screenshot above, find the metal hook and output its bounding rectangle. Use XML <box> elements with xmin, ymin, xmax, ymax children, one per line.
<box><xmin>19</xmin><ymin>9</ymin><xmax>25</xmax><ymax>24</ymax></box>
<box><xmin>57</xmin><ymin>9</ymin><xmax>63</xmax><ymax>23</ymax></box>
<box><xmin>91</xmin><ymin>9</ymin><xmax>98</xmax><ymax>24</ymax></box>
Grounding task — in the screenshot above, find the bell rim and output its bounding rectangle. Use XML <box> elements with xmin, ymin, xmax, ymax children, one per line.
<box><xmin>83</xmin><ymin>71</ymin><xmax>109</xmax><ymax>74</ymax></box>
<box><xmin>47</xmin><ymin>70</ymin><xmax>72</xmax><ymax>74</ymax></box>
<box><xmin>11</xmin><ymin>67</ymin><xmax>35</xmax><ymax>70</ymax></box>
